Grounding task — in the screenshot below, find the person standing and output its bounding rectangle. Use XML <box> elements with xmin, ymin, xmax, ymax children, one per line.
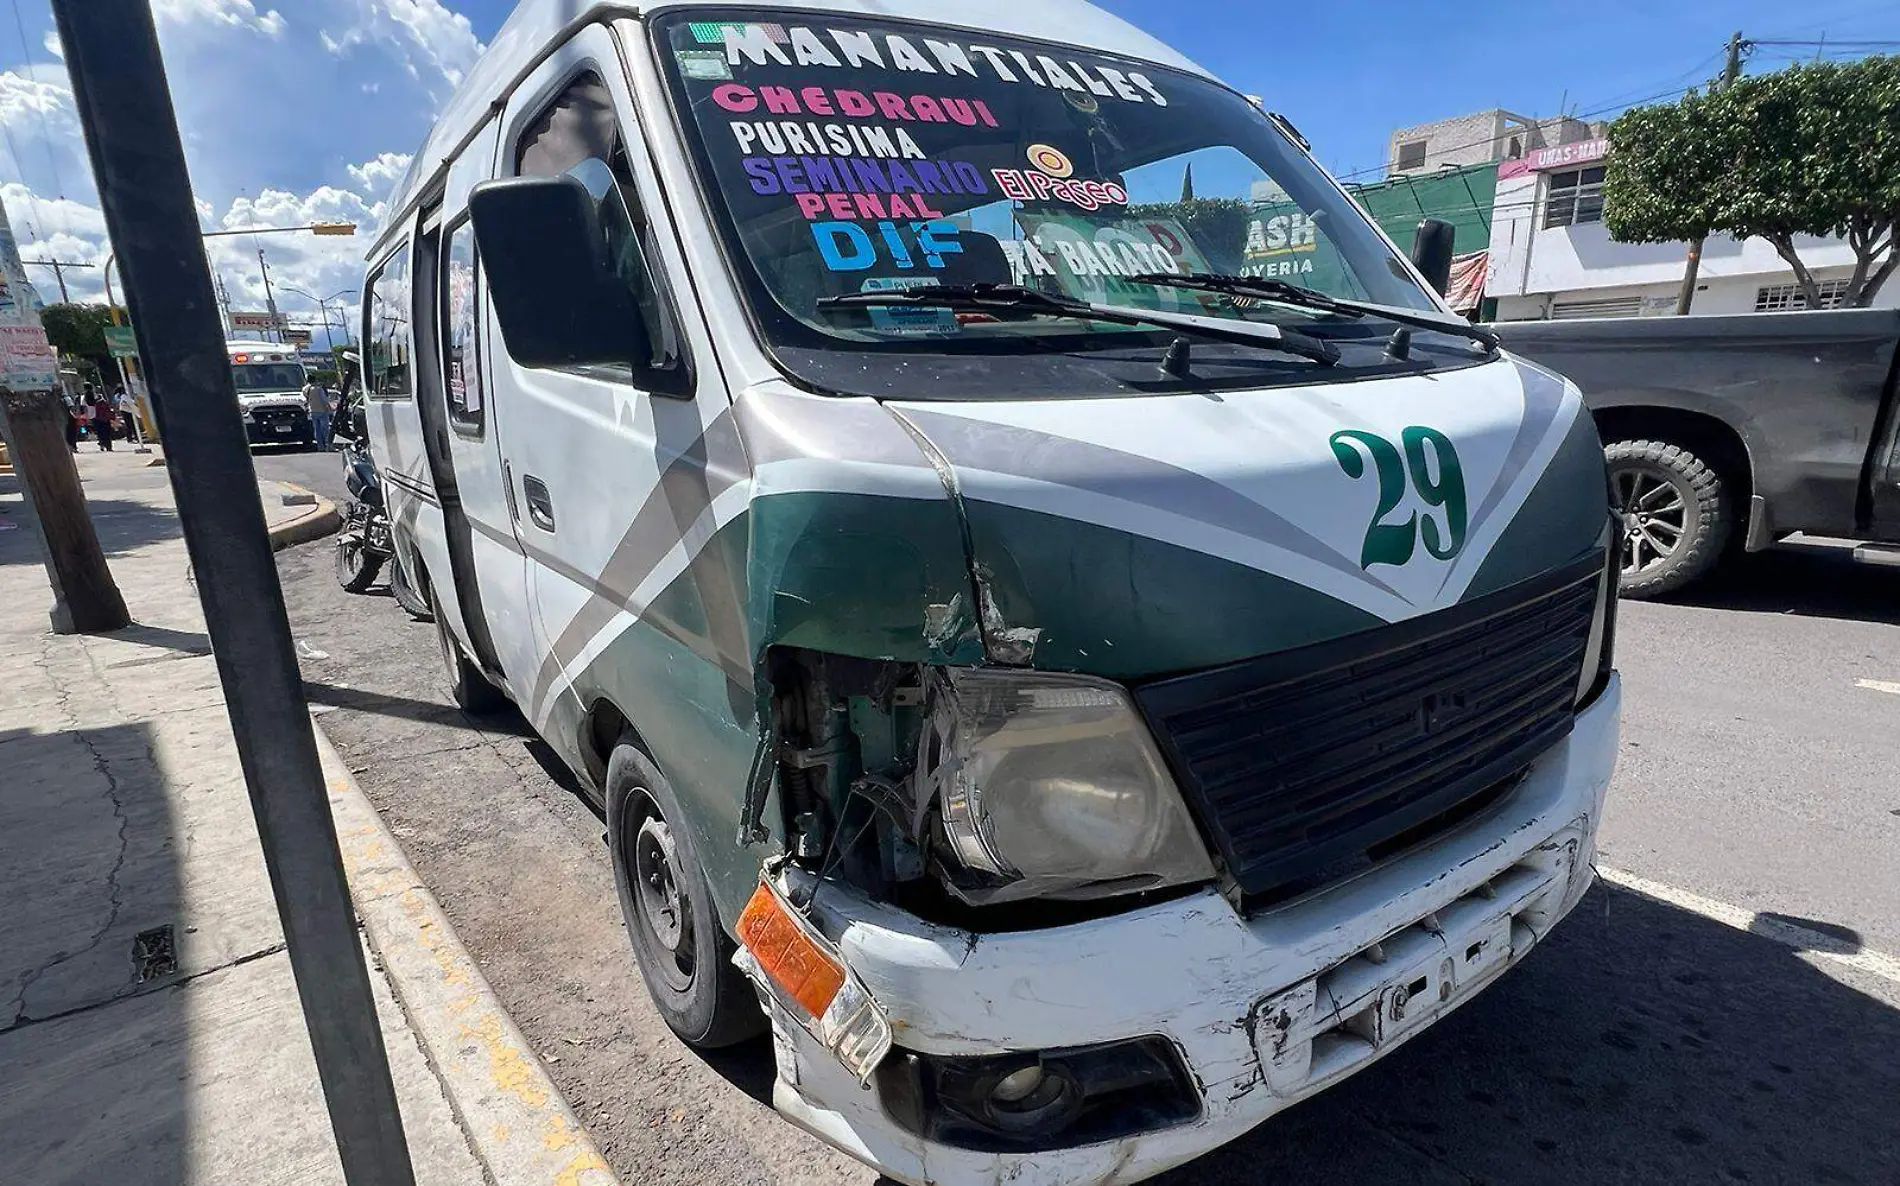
<box><xmin>89</xmin><ymin>388</ymin><xmax>116</xmax><ymax>452</ymax></box>
<box><xmin>63</xmin><ymin>392</ymin><xmax>82</xmax><ymax>453</ymax></box>
<box><xmin>303</xmin><ymin>376</ymin><xmax>332</xmax><ymax>451</ymax></box>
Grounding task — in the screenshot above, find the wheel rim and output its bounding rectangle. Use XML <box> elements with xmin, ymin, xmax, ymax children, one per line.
<box><xmin>1614</xmin><ymin>467</ymin><xmax>1688</xmax><ymax>580</ymax></box>
<box><xmin>334</xmin><ymin>537</ymin><xmax>364</xmax><ymax>583</ymax></box>
<box><xmin>630</xmin><ymin>812</ymin><xmax>695</xmax><ymax>991</ymax></box>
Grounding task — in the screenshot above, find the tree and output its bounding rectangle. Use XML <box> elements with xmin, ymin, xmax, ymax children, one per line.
<box><xmin>1606</xmin><ymin>55</ymin><xmax>1900</xmax><ymax>308</ymax></box>
<box><xmin>40</xmin><ymin>302</ymin><xmax>128</xmax><ymax>376</ymax></box>
<box><xmin>1128</xmin><ymin>197</ymin><xmax>1253</xmax><ymax>273</ymax></box>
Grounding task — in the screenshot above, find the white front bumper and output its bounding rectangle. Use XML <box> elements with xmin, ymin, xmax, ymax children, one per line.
<box><xmin>769</xmin><ymin>677</ymin><xmax>1622</xmax><ymax>1186</ymax></box>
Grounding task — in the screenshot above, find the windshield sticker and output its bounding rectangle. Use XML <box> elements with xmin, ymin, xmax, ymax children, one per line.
<box><xmin>861</xmin><ymin>276</ymin><xmax>959</xmax><ymax>336</ymax></box>
<box><xmin>718</xmin><ymin>25</ymin><xmax>1169</xmax><ymax>108</ymax></box>
<box><xmin>713</xmin><ymin>83</ymin><xmax>1000</xmax><ymax>127</ymax></box>
<box><xmin>1026</xmin><ymin>144</ymin><xmax>1072</xmax><ymax>178</ymax></box>
<box><xmin>992</xmin><ymin>169</ymin><xmax>1127</xmax><ymax>210</ymax></box>
<box><xmin>814</xmin><ymin>219</ymin><xmax>965</xmax><ymax>273</ymax></box>
<box><xmin>675</xmin><ymin>49</ymin><xmax>733</xmax><ymax>82</ymax></box>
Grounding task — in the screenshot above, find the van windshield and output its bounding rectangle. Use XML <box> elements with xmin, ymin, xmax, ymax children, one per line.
<box><xmin>232</xmin><ymin>363</ymin><xmax>306</xmax><ymax>393</ymax></box>
<box><xmin>655</xmin><ymin>11</ymin><xmax>1457</xmax><ymax>397</ymax></box>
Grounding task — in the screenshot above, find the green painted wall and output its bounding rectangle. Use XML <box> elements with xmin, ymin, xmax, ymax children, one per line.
<box><xmin>1348</xmin><ymin>162</ymin><xmax>1499</xmax><ymax>258</ymax></box>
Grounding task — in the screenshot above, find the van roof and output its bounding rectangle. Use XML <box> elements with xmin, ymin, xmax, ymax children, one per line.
<box><xmin>226</xmin><ymin>342</ymin><xmax>300</xmax><ymax>358</ymax></box>
<box><xmin>372</xmin><ymin>0</ymin><xmax>1208</xmax><ymax>258</ymax></box>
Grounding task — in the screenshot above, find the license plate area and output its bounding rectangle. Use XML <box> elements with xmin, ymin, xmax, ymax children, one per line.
<box><xmin>1252</xmin><ymin>855</ymin><xmax>1568</xmax><ymax>1096</ymax></box>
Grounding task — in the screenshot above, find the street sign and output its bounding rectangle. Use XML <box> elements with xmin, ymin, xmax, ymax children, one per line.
<box><xmin>0</xmin><ymin>323</ymin><xmax>58</xmax><ymax>390</ymax></box>
<box><xmin>103</xmin><ymin>323</ymin><xmax>139</xmax><ymax>358</ymax></box>
<box><xmin>230</xmin><ymin>310</ymin><xmax>286</xmax><ymax>331</ymax></box>
<box><xmin>283</xmin><ymin>327</ymin><xmax>312</xmax><ymax>348</ymax></box>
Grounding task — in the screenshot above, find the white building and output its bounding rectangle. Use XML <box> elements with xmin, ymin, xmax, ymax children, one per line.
<box><xmin>1486</xmin><ymin>137</ymin><xmax>1900</xmax><ymax>320</ymax></box>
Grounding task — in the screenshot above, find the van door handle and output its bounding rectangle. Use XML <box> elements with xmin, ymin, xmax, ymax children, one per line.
<box><xmin>522</xmin><ymin>475</ymin><xmax>556</xmax><ymax>532</ymax></box>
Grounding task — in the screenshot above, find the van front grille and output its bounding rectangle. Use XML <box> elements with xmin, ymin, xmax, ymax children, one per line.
<box><xmin>1134</xmin><ymin>558</ymin><xmax>1601</xmax><ymax>907</ymax></box>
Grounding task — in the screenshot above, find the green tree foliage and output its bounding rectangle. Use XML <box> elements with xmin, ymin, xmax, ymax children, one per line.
<box><xmin>1606</xmin><ymin>55</ymin><xmax>1900</xmax><ymax>308</ymax></box>
<box><xmin>39</xmin><ymin>303</ymin><xmax>128</xmax><ymax>370</ymax></box>
<box><xmin>1128</xmin><ymin>197</ymin><xmax>1252</xmax><ymax>273</ymax></box>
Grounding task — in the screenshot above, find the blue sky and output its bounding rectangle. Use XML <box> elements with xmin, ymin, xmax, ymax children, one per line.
<box><xmin>0</xmin><ymin>0</ymin><xmax>1894</xmax><ymax>326</ymax></box>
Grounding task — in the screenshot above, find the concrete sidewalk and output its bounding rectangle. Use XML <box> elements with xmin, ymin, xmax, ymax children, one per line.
<box><xmin>0</xmin><ymin>451</ymin><xmax>600</xmax><ymax>1184</ymax></box>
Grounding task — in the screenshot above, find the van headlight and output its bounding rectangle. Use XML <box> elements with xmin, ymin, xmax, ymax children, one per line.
<box><xmin>918</xmin><ymin>669</ymin><xmax>1215</xmax><ymax>906</ymax></box>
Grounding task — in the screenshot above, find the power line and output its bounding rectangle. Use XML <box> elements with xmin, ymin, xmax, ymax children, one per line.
<box><xmin>9</xmin><ymin>0</ymin><xmax>67</xmax><ymax>238</ymax></box>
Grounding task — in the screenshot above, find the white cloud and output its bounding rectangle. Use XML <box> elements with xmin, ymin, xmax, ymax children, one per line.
<box><xmin>152</xmin><ymin>0</ymin><xmax>288</xmax><ymax>38</ymax></box>
<box><xmin>324</xmin><ymin>0</ymin><xmax>483</xmax><ymax>95</ymax></box>
<box><xmin>346</xmin><ymin>151</ymin><xmax>410</xmax><ymax>199</ymax></box>
<box><xmin>41</xmin><ymin>30</ymin><xmax>61</xmax><ymax>60</ymax></box>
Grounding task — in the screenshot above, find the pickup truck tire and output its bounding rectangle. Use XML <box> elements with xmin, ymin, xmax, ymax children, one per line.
<box><xmin>607</xmin><ymin>741</ymin><xmax>766</xmax><ymax>1049</ymax></box>
<box><xmin>1605</xmin><ymin>439</ymin><xmax>1733</xmax><ymax>598</ymax></box>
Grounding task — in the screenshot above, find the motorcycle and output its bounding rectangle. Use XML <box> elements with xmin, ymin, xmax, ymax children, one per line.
<box><xmin>331</xmin><ymin>375</ymin><xmax>431</xmax><ymax>620</ymax></box>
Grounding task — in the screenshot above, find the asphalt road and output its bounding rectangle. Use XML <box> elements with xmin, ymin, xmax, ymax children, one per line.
<box><xmin>257</xmin><ymin>448</ymin><xmax>1900</xmax><ymax>1186</ymax></box>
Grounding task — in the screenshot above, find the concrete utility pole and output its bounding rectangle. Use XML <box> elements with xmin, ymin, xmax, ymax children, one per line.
<box><xmin>258</xmin><ymin>248</ymin><xmax>282</xmax><ymax>344</ymax></box>
<box><xmin>0</xmin><ymin>191</ymin><xmax>128</xmax><ymax>632</ymax></box>
<box><xmin>24</xmin><ymin>257</ymin><xmax>96</xmax><ymax>303</ymax></box>
<box><xmin>1676</xmin><ymin>31</ymin><xmax>1748</xmax><ymax>316</ymax></box>
<box><xmin>49</xmin><ymin>3</ymin><xmax>417</xmax><ymax>1184</ymax></box>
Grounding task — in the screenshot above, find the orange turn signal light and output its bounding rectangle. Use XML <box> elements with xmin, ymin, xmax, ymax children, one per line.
<box><xmin>737</xmin><ymin>882</ymin><xmax>844</xmax><ymax>1019</ymax></box>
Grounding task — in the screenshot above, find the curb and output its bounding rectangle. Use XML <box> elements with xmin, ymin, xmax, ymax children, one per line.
<box><xmin>270</xmin><ymin>481</ymin><xmax>341</xmax><ymax>552</ymax></box>
<box><xmin>313</xmin><ymin>722</ymin><xmax>619</xmax><ymax>1186</ymax></box>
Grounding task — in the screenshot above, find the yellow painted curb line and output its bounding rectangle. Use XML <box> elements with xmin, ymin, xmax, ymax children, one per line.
<box><xmin>314</xmin><ymin>722</ymin><xmax>620</xmax><ymax>1186</ymax></box>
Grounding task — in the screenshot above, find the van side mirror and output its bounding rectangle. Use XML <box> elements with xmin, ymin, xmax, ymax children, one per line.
<box><xmin>467</xmin><ymin>174</ymin><xmax>651</xmax><ymax>370</ymax></box>
<box><xmin>1410</xmin><ymin>218</ymin><xmax>1456</xmax><ymax>296</ymax></box>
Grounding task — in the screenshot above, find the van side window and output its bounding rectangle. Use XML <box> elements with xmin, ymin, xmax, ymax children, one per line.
<box><xmin>366</xmin><ymin>246</ymin><xmax>412</xmax><ymax>398</ymax></box>
<box><xmin>515</xmin><ymin>72</ymin><xmax>681</xmax><ymax>373</ymax></box>
<box><xmin>443</xmin><ymin>219</ymin><xmax>483</xmax><ymax>429</ymax></box>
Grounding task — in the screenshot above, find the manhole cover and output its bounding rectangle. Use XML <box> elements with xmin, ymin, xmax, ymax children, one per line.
<box><xmin>133</xmin><ymin>925</ymin><xmax>178</xmax><ymax>983</ymax></box>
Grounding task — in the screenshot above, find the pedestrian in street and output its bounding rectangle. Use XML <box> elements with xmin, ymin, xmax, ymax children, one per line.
<box><xmin>303</xmin><ymin>376</ymin><xmax>332</xmax><ymax>451</ymax></box>
<box><xmin>89</xmin><ymin>388</ymin><xmax>116</xmax><ymax>452</ymax></box>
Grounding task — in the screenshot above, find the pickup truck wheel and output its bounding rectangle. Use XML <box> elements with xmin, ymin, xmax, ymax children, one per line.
<box><xmin>1606</xmin><ymin>439</ymin><xmax>1733</xmax><ymax>598</ymax></box>
<box><xmin>606</xmin><ymin>742</ymin><xmax>765</xmax><ymax>1049</ymax></box>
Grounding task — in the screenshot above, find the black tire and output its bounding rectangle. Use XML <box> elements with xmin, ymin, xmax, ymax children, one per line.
<box><xmin>1606</xmin><ymin>438</ymin><xmax>1734</xmax><ymax>598</ymax></box>
<box><xmin>388</xmin><ymin>553</ymin><xmax>433</xmax><ymax>621</ymax></box>
<box><xmin>432</xmin><ymin>593</ymin><xmax>509</xmax><ymax>715</ymax></box>
<box><xmin>606</xmin><ymin>741</ymin><xmax>765</xmax><ymax>1049</ymax></box>
<box><xmin>334</xmin><ymin>534</ymin><xmax>384</xmax><ymax>593</ymax></box>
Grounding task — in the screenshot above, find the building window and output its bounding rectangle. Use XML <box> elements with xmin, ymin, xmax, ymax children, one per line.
<box><xmin>1396</xmin><ymin>140</ymin><xmax>1427</xmax><ymax>171</ymax></box>
<box><xmin>1754</xmin><ymin>279</ymin><xmax>1851</xmax><ymax>312</ymax></box>
<box><xmin>1543</xmin><ymin>166</ymin><xmax>1606</xmax><ymax>229</ymax></box>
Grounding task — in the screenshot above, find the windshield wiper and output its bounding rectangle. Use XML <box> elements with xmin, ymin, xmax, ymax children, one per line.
<box><xmin>1127</xmin><ymin>272</ymin><xmax>1499</xmax><ymax>351</ymax></box>
<box><xmin>817</xmin><ymin>283</ymin><xmax>1340</xmax><ymax>367</ymax></box>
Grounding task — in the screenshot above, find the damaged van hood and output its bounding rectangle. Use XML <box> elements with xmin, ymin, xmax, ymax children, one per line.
<box><xmin>884</xmin><ymin>356</ymin><xmax>1610</xmax><ymax>679</ymax></box>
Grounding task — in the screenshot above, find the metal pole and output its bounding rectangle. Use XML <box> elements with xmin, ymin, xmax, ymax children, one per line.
<box><xmin>48</xmin><ymin>5</ymin><xmax>418</xmax><ymax>1185</ymax></box>
<box><xmin>1676</xmin><ymin>32</ymin><xmax>1747</xmax><ymax>316</ymax></box>
<box><xmin>258</xmin><ymin>248</ymin><xmax>282</xmax><ymax>344</ymax></box>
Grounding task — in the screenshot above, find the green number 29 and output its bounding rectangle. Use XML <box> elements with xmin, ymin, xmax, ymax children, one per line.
<box><xmin>1329</xmin><ymin>427</ymin><xmax>1468</xmax><ymax>570</ymax></box>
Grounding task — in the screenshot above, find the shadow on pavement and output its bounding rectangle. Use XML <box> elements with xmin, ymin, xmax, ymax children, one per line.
<box><xmin>303</xmin><ymin>677</ymin><xmax>534</xmax><ymax>737</ymax></box>
<box><xmin>0</xmin><ymin>721</ymin><xmax>189</xmax><ymax>1185</ymax></box>
<box><xmin>0</xmin><ymin>492</ymin><xmax>180</xmax><ymax>567</ymax></box>
<box><xmin>1662</xmin><ymin>539</ymin><xmax>1900</xmax><ymax>626</ymax></box>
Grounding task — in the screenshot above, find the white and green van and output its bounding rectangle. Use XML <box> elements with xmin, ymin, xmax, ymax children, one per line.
<box><xmin>364</xmin><ymin>3</ymin><xmax>1621</xmax><ymax>1181</ymax></box>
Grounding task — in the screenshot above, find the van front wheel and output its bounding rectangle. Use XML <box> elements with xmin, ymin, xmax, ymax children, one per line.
<box><xmin>607</xmin><ymin>742</ymin><xmax>765</xmax><ymax>1049</ymax></box>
